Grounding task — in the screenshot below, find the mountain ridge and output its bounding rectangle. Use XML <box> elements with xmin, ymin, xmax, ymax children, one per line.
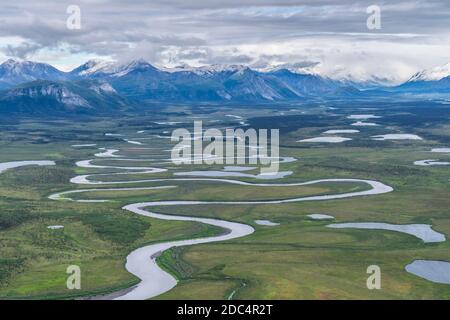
<box><xmin>0</xmin><ymin>79</ymin><xmax>131</xmax><ymax>115</ymax></box>
<box><xmin>0</xmin><ymin>59</ymin><xmax>449</xmax><ymax>115</ymax></box>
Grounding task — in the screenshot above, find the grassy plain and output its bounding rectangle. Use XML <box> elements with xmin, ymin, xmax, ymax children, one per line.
<box><xmin>0</xmin><ymin>101</ymin><xmax>449</xmax><ymax>299</ymax></box>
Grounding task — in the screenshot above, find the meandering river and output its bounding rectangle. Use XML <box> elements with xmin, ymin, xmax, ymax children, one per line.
<box><xmin>50</xmin><ymin>143</ymin><xmax>395</xmax><ymax>300</ymax></box>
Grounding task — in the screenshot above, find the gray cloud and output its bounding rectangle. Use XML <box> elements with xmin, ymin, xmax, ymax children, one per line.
<box><xmin>4</xmin><ymin>42</ymin><xmax>43</xmax><ymax>59</ymax></box>
<box><xmin>0</xmin><ymin>0</ymin><xmax>449</xmax><ymax>82</ymax></box>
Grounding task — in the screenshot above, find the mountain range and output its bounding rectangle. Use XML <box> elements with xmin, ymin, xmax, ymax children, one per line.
<box><xmin>0</xmin><ymin>59</ymin><xmax>449</xmax><ymax>115</ymax></box>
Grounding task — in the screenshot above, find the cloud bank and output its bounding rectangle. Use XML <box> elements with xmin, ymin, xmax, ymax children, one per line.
<box><xmin>0</xmin><ymin>0</ymin><xmax>449</xmax><ymax>83</ymax></box>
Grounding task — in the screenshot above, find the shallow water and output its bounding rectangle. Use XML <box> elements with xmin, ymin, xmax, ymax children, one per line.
<box><xmin>371</xmin><ymin>134</ymin><xmax>422</xmax><ymax>141</ymax></box>
<box><xmin>347</xmin><ymin>114</ymin><xmax>381</xmax><ymax>120</ymax></box>
<box><xmin>225</xmin><ymin>114</ymin><xmax>243</xmax><ymax>120</ymax></box>
<box><xmin>223</xmin><ymin>166</ymin><xmax>257</xmax><ymax>172</ymax></box>
<box><xmin>431</xmin><ymin>148</ymin><xmax>450</xmax><ymax>153</ymax></box>
<box><xmin>113</xmin><ymin>179</ymin><xmax>392</xmax><ymax>299</ymax></box>
<box><xmin>327</xmin><ymin>222</ymin><xmax>445</xmax><ymax>243</ymax></box>
<box><xmin>174</xmin><ymin>170</ymin><xmax>293</xmax><ymax>179</ymax></box>
<box><xmin>308</xmin><ymin>214</ymin><xmax>334</xmax><ymax>220</ymax></box>
<box><xmin>154</xmin><ymin>121</ymin><xmax>182</xmax><ymax>125</ymax></box>
<box><xmin>124</xmin><ymin>139</ymin><xmax>143</xmax><ymax>145</ymax></box>
<box><xmin>95</xmin><ymin>149</ymin><xmax>120</xmax><ymax>158</ymax></box>
<box><xmin>405</xmin><ymin>260</ymin><xmax>450</xmax><ymax>284</ymax></box>
<box><xmin>298</xmin><ymin>137</ymin><xmax>352</xmax><ymax>143</ymax></box>
<box><xmin>47</xmin><ymin>225</ymin><xmax>64</xmax><ymax>230</ymax></box>
<box><xmin>351</xmin><ymin>121</ymin><xmax>378</xmax><ymax>126</ymax></box>
<box><xmin>52</xmin><ymin>143</ymin><xmax>394</xmax><ymax>300</ymax></box>
<box><xmin>76</xmin><ymin>159</ymin><xmax>167</xmax><ymax>172</ymax></box>
<box><xmin>105</xmin><ymin>133</ymin><xmax>123</xmax><ymax>137</ymax></box>
<box><xmin>255</xmin><ymin>220</ymin><xmax>280</xmax><ymax>226</ymax></box>
<box><xmin>49</xmin><ymin>186</ymin><xmax>176</xmax><ymax>202</ymax></box>
<box><xmin>116</xmin><ymin>203</ymin><xmax>255</xmax><ymax>300</ymax></box>
<box><xmin>414</xmin><ymin>159</ymin><xmax>450</xmax><ymax>166</ymax></box>
<box><xmin>72</xmin><ymin>144</ymin><xmax>97</xmax><ymax>147</ymax></box>
<box><xmin>323</xmin><ymin>130</ymin><xmax>359</xmax><ymax>134</ymax></box>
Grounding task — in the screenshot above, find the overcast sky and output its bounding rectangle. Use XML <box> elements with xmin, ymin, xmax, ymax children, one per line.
<box><xmin>0</xmin><ymin>0</ymin><xmax>449</xmax><ymax>83</ymax></box>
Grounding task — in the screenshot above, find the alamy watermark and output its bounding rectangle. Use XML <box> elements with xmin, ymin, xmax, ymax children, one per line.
<box><xmin>66</xmin><ymin>265</ymin><xmax>81</xmax><ymax>290</ymax></box>
<box><xmin>366</xmin><ymin>5</ymin><xmax>381</xmax><ymax>30</ymax></box>
<box><xmin>171</xmin><ymin>121</ymin><xmax>280</xmax><ymax>175</ymax></box>
<box><xmin>366</xmin><ymin>265</ymin><xmax>381</xmax><ymax>290</ymax></box>
<box><xmin>66</xmin><ymin>5</ymin><xmax>81</xmax><ymax>30</ymax></box>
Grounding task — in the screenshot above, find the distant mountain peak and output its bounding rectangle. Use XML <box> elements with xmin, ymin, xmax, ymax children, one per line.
<box><xmin>262</xmin><ymin>62</ymin><xmax>321</xmax><ymax>76</ymax></box>
<box><xmin>1</xmin><ymin>59</ymin><xmax>53</xmax><ymax>70</ymax></box>
<box><xmin>70</xmin><ymin>59</ymin><xmax>117</xmax><ymax>77</ymax></box>
<box><xmin>0</xmin><ymin>59</ymin><xmax>67</xmax><ymax>89</ymax></box>
<box><xmin>408</xmin><ymin>62</ymin><xmax>450</xmax><ymax>82</ymax></box>
<box><xmin>0</xmin><ymin>78</ymin><xmax>129</xmax><ymax>115</ymax></box>
<box><xmin>187</xmin><ymin>64</ymin><xmax>250</xmax><ymax>76</ymax></box>
<box><xmin>159</xmin><ymin>63</ymin><xmax>195</xmax><ymax>73</ymax></box>
<box><xmin>0</xmin><ymin>58</ymin><xmax>363</xmax><ymax>105</ymax></box>
<box><xmin>158</xmin><ymin>63</ymin><xmax>250</xmax><ymax>76</ymax></box>
<box><xmin>112</xmin><ymin>59</ymin><xmax>160</xmax><ymax>77</ymax></box>
<box><xmin>2</xmin><ymin>58</ymin><xmax>29</xmax><ymax>65</ymax></box>
<box><xmin>3</xmin><ymin>58</ymin><xmax>20</xmax><ymax>66</ymax></box>
<box><xmin>70</xmin><ymin>58</ymin><xmax>160</xmax><ymax>78</ymax></box>
<box><xmin>127</xmin><ymin>58</ymin><xmax>150</xmax><ymax>65</ymax></box>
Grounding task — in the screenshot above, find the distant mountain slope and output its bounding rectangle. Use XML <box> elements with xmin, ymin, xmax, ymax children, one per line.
<box><xmin>0</xmin><ymin>80</ymin><xmax>130</xmax><ymax>115</ymax></box>
<box><xmin>84</xmin><ymin>61</ymin><xmax>296</xmax><ymax>101</ymax></box>
<box><xmin>265</xmin><ymin>69</ymin><xmax>341</xmax><ymax>96</ymax></box>
<box><xmin>220</xmin><ymin>67</ymin><xmax>291</xmax><ymax>101</ymax></box>
<box><xmin>0</xmin><ymin>58</ymin><xmax>374</xmax><ymax>111</ymax></box>
<box><xmin>397</xmin><ymin>77</ymin><xmax>450</xmax><ymax>93</ymax></box>
<box><xmin>105</xmin><ymin>61</ymin><xmax>348</xmax><ymax>101</ymax></box>
<box><xmin>396</xmin><ymin>63</ymin><xmax>450</xmax><ymax>93</ymax></box>
<box><xmin>0</xmin><ymin>59</ymin><xmax>68</xmax><ymax>90</ymax></box>
<box><xmin>408</xmin><ymin>63</ymin><xmax>450</xmax><ymax>82</ymax></box>
<box><xmin>69</xmin><ymin>59</ymin><xmax>118</xmax><ymax>78</ymax></box>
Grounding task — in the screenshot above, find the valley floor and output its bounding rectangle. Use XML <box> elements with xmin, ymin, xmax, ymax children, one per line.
<box><xmin>0</xmin><ymin>100</ymin><xmax>450</xmax><ymax>299</ymax></box>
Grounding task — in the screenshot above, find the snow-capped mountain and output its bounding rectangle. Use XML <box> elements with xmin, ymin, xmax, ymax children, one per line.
<box><xmin>0</xmin><ymin>59</ymin><xmax>67</xmax><ymax>89</ymax></box>
<box><xmin>0</xmin><ymin>58</ymin><xmax>361</xmax><ymax>109</ymax></box>
<box><xmin>408</xmin><ymin>63</ymin><xmax>450</xmax><ymax>82</ymax></box>
<box><xmin>0</xmin><ymin>79</ymin><xmax>129</xmax><ymax>115</ymax></box>
<box><xmin>112</xmin><ymin>59</ymin><xmax>161</xmax><ymax>77</ymax></box>
<box><xmin>70</xmin><ymin>59</ymin><xmax>117</xmax><ymax>77</ymax></box>
<box><xmin>160</xmin><ymin>64</ymin><xmax>251</xmax><ymax>76</ymax></box>
<box><xmin>159</xmin><ymin>63</ymin><xmax>196</xmax><ymax>73</ymax></box>
<box><xmin>220</xmin><ymin>67</ymin><xmax>288</xmax><ymax>101</ymax></box>
<box><xmin>338</xmin><ymin>75</ymin><xmax>396</xmax><ymax>89</ymax></box>
<box><xmin>261</xmin><ymin>63</ymin><xmax>395</xmax><ymax>89</ymax></box>
<box><xmin>106</xmin><ymin>61</ymin><xmax>341</xmax><ymax>101</ymax></box>
<box><xmin>70</xmin><ymin>59</ymin><xmax>160</xmax><ymax>78</ymax></box>
<box><xmin>265</xmin><ymin>68</ymin><xmax>341</xmax><ymax>96</ymax></box>
<box><xmin>396</xmin><ymin>62</ymin><xmax>450</xmax><ymax>93</ymax></box>
<box><xmin>2</xmin><ymin>57</ymin><xmax>449</xmax><ymax>116</ymax></box>
<box><xmin>262</xmin><ymin>62</ymin><xmax>321</xmax><ymax>76</ymax></box>
<box><xmin>191</xmin><ymin>64</ymin><xmax>250</xmax><ymax>76</ymax></box>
